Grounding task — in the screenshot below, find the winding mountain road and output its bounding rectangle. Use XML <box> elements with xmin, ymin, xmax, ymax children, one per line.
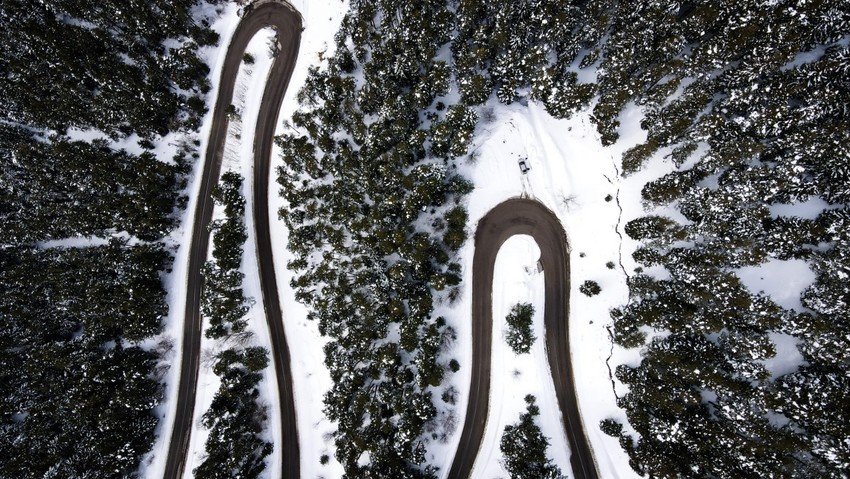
<box><xmin>166</xmin><ymin>4</ymin><xmax>594</xmax><ymax>478</ymax></box>
<box><xmin>164</xmin><ymin>2</ymin><xmax>302</xmax><ymax>478</ymax></box>
<box><xmin>448</xmin><ymin>198</ymin><xmax>599</xmax><ymax>479</ymax></box>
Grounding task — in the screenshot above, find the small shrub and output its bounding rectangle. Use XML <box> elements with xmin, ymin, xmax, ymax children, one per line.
<box><xmin>448</xmin><ymin>359</ymin><xmax>460</xmax><ymax>372</ymax></box>
<box><xmin>320</xmin><ymin>454</ymin><xmax>329</xmax><ymax>465</ymax></box>
<box><xmin>606</xmin><ymin>261</ymin><xmax>616</xmax><ymax>269</ymax></box>
<box><xmin>243</xmin><ymin>53</ymin><xmax>255</xmax><ymax>64</ymax></box>
<box><xmin>600</xmin><ymin>418</ymin><xmax>623</xmax><ymax>437</ymax></box>
<box><xmin>225</xmin><ymin>104</ymin><xmax>239</xmax><ymax>121</ymax></box>
<box><xmin>505</xmin><ymin>302</ymin><xmax>536</xmax><ymax>354</ymax></box>
<box><xmin>442</xmin><ymin>386</ymin><xmax>458</xmax><ymax>405</ymax></box>
<box><xmin>580</xmin><ymin>280</ymin><xmax>601</xmax><ymax>296</ymax></box>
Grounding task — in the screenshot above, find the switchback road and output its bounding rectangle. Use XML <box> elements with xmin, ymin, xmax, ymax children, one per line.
<box><xmin>164</xmin><ymin>2</ymin><xmax>302</xmax><ymax>478</ymax></box>
<box><xmin>448</xmin><ymin>198</ymin><xmax>599</xmax><ymax>479</ymax></box>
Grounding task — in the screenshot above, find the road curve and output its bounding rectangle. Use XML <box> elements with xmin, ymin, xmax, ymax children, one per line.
<box><xmin>164</xmin><ymin>3</ymin><xmax>302</xmax><ymax>478</ymax></box>
<box><xmin>447</xmin><ymin>198</ymin><xmax>598</xmax><ymax>479</ymax></box>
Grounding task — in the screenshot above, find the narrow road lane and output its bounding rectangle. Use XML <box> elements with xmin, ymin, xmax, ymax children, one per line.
<box><xmin>448</xmin><ymin>198</ymin><xmax>598</xmax><ymax>479</ymax></box>
<box><xmin>164</xmin><ymin>3</ymin><xmax>302</xmax><ymax>478</ymax></box>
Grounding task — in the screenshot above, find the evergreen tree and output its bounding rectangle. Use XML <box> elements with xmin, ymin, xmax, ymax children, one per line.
<box><xmin>500</xmin><ymin>395</ymin><xmax>563</xmax><ymax>479</ymax></box>
<box><xmin>505</xmin><ymin>302</ymin><xmax>536</xmax><ymax>354</ymax></box>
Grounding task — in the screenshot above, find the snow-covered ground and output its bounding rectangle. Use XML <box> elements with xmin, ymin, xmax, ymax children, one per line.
<box><xmin>473</xmin><ymin>234</ymin><xmax>572</xmax><ymax>478</ymax></box>
<box><xmin>146</xmin><ymin>1</ymin><xmax>819</xmax><ymax>478</ymax></box>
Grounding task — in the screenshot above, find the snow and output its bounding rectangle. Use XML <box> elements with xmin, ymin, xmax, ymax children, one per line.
<box><xmin>735</xmin><ymin>259</ymin><xmax>813</xmax><ymax>379</ymax></box>
<box><xmin>780</xmin><ymin>34</ymin><xmax>850</xmax><ymax>71</ymax></box>
<box><xmin>36</xmin><ymin>236</ymin><xmax>111</xmax><ymax>249</ymax></box>
<box><xmin>735</xmin><ymin>258</ymin><xmax>815</xmax><ymax>312</ymax></box>
<box><xmin>138</xmin><ymin>3</ymin><xmax>243</xmax><ymax>477</ymax></box>
<box><xmin>761</xmin><ymin>332</ymin><xmax>806</xmax><ymax>379</ymax></box>
<box><xmin>769</xmin><ymin>196</ymin><xmax>836</xmax><ymax>220</ymax></box>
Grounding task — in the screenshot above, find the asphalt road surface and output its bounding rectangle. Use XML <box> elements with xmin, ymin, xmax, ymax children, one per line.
<box><xmin>447</xmin><ymin>198</ymin><xmax>599</xmax><ymax>479</ymax></box>
<box><xmin>164</xmin><ymin>2</ymin><xmax>302</xmax><ymax>478</ymax></box>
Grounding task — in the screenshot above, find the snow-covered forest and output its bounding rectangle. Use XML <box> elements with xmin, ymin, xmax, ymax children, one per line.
<box><xmin>280</xmin><ymin>0</ymin><xmax>849</xmax><ymax>477</ymax></box>
<box><xmin>1</xmin><ymin>0</ymin><xmax>848</xmax><ymax>478</ymax></box>
<box><xmin>0</xmin><ymin>0</ymin><xmax>227</xmax><ymax>476</ymax></box>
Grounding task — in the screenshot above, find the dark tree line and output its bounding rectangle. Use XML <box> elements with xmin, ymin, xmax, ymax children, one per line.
<box><xmin>0</xmin><ymin>240</ymin><xmax>169</xmax><ymax>477</ymax></box>
<box><xmin>195</xmin><ymin>172</ymin><xmax>272</xmax><ymax>478</ymax></box>
<box><xmin>277</xmin><ymin>0</ymin><xmax>473</xmax><ymax>475</ymax></box>
<box><xmin>202</xmin><ymin>172</ymin><xmax>251</xmax><ymax>339</ymax></box>
<box><xmin>0</xmin><ymin>123</ymin><xmax>191</xmax><ymax>243</ymax></box>
<box><xmin>571</xmin><ymin>1</ymin><xmax>850</xmax><ymax>477</ymax></box>
<box><xmin>0</xmin><ymin>0</ymin><xmax>218</xmax><ymax>137</ymax></box>
<box><xmin>195</xmin><ymin>347</ymin><xmax>273</xmax><ymax>479</ymax></box>
<box><xmin>0</xmin><ymin>0</ymin><xmax>226</xmax><ymax>476</ymax></box>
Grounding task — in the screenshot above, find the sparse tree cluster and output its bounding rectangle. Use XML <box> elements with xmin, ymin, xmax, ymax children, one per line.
<box><xmin>579</xmin><ymin>280</ymin><xmax>601</xmax><ymax>297</ymax></box>
<box><xmin>500</xmin><ymin>395</ymin><xmax>563</xmax><ymax>479</ymax></box>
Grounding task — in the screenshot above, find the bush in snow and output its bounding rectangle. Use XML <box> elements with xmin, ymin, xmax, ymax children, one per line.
<box><xmin>505</xmin><ymin>302</ymin><xmax>536</xmax><ymax>354</ymax></box>
<box><xmin>579</xmin><ymin>280</ymin><xmax>601</xmax><ymax>297</ymax></box>
<box><xmin>500</xmin><ymin>395</ymin><xmax>563</xmax><ymax>479</ymax></box>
